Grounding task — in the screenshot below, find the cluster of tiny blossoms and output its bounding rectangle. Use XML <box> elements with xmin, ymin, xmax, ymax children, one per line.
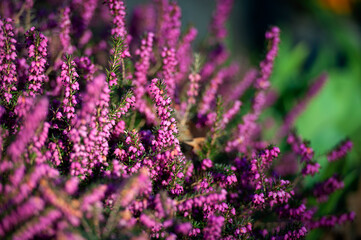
<box><xmin>0</xmin><ymin>0</ymin><xmax>355</xmax><ymax>239</ymax></box>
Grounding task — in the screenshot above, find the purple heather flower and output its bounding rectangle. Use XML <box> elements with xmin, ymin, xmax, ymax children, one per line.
<box><xmin>271</xmin><ymin>226</ymin><xmax>307</xmax><ymax>240</ymax></box>
<box><xmin>327</xmin><ymin>139</ymin><xmax>353</xmax><ymax>162</ymax></box>
<box><xmin>130</xmin><ymin>4</ymin><xmax>157</xmax><ymax>39</ymax></box>
<box><xmin>255</xmin><ymin>26</ymin><xmax>280</xmax><ymax>90</ymax></box>
<box><xmin>313</xmin><ymin>175</ymin><xmax>344</xmax><ymax>202</ymax></box>
<box><xmin>226</xmin><ymin>69</ymin><xmax>257</xmax><ymax>104</ymax></box>
<box><xmin>201</xmin><ymin>44</ymin><xmax>229</xmax><ymax>80</ymax></box>
<box><xmin>307</xmin><ymin>212</ymin><xmax>355</xmax><ymax>230</ymax></box>
<box><xmin>225</xmin><ymin>106</ymin><xmax>260</xmax><ymax>154</ymax></box>
<box><xmin>220</xmin><ymin>100</ymin><xmax>242</xmax><ymax>129</ymax></box>
<box><xmin>113</xmin><ymin>130</ymin><xmax>146</xmax><ymax>176</ymax></box>
<box><xmin>0</xmin><ymin>2</ymin><xmax>355</xmax><ymax>239</ymax></box>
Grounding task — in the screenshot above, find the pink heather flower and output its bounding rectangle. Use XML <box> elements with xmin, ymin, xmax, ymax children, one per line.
<box><xmin>57</xmin><ymin>59</ymin><xmax>79</xmax><ymax>121</ymax></box>
<box><xmin>118</xmin><ymin>168</ymin><xmax>152</xmax><ymax>207</ymax></box>
<box><xmin>299</xmin><ymin>143</ymin><xmax>314</xmax><ymax>162</ymax></box>
<box><xmin>76</xmin><ymin>56</ymin><xmax>96</xmax><ymax>82</ymax></box>
<box><xmin>175</xmin><ymin>222</ymin><xmax>192</xmax><ymax>235</ymax></box>
<box><xmin>187</xmin><ymin>72</ymin><xmax>201</xmax><ymax>106</ymax></box>
<box><xmin>201</xmin><ymin>158</ymin><xmax>213</xmax><ymax>171</ymax></box>
<box><xmin>0</xmin><ymin>18</ymin><xmax>17</xmax><ymax>104</ymax></box>
<box><xmin>160</xmin><ymin>47</ymin><xmax>178</xmax><ymax>100</ymax></box>
<box><xmin>13</xmin><ymin>96</ymin><xmax>35</xmax><ymax>127</ymax></box>
<box><xmin>45</xmin><ymin>142</ymin><xmax>61</xmax><ymax>166</ymax></box>
<box><xmin>133</xmin><ymin>32</ymin><xmax>157</xmax><ymax>124</ymax></box>
<box><xmin>59</xmin><ymin>7</ymin><xmax>74</xmax><ymax>54</ymax></box>
<box><xmin>235</xmin><ymin>223</ymin><xmax>252</xmax><ymax>236</ymax></box>
<box><xmin>69</xmin><ymin>74</ymin><xmax>107</xmax><ymax>178</ymax></box>
<box><xmin>220</xmin><ymin>100</ymin><xmax>242</xmax><ymax>129</ymax></box>
<box><xmin>4</xmin><ymin>163</ymin><xmax>59</xmax><ymax>206</ymax></box>
<box><xmin>114</xmin><ymin>94</ymin><xmax>135</xmax><ymax>120</ymax></box>
<box><xmin>149</xmin><ymin>78</ymin><xmax>180</xmax><ymax>151</ymax></box>
<box><xmin>199</xmin><ymin>63</ymin><xmax>239</xmax><ymax>115</ymax></box>
<box><xmin>287</xmin><ymin>132</ymin><xmax>316</xmax><ymax>161</ymax></box>
<box><xmin>31</xmin><ymin>122</ymin><xmax>50</xmax><ymax>164</ymax></box>
<box><xmin>302</xmin><ymin>162</ymin><xmax>321</xmax><ymax>176</ymax></box>
<box><xmin>271</xmin><ymin>226</ymin><xmax>307</xmax><ymax>239</ymax></box>
<box><xmin>81</xmin><ymin>185</ymin><xmax>107</xmax><ymax>211</ymax></box>
<box><xmin>65</xmin><ymin>177</ymin><xmax>79</xmax><ymax>195</ymax></box>
<box><xmin>25</xmin><ymin>27</ymin><xmax>49</xmax><ymax>97</ymax></box>
<box><xmin>83</xmin><ymin>76</ymin><xmax>112</xmax><ymax>170</ymax></box>
<box><xmin>7</xmin><ymin>98</ymin><xmax>48</xmax><ymax>161</ymax></box>
<box><xmin>113</xmin><ymin>130</ymin><xmax>146</xmax><ymax>176</ymax></box>
<box><xmin>203</xmin><ymin>215</ymin><xmax>225</xmax><ymax>240</ymax></box>
<box><xmin>225</xmin><ymin>92</ymin><xmax>267</xmax><ymax>154</ymax></box>
<box><xmin>253</xmin><ymin>193</ymin><xmax>265</xmax><ymax>205</ymax></box>
<box><xmin>0</xmin><ymin>196</ymin><xmax>45</xmax><ymax>234</ymax></box>
<box><xmin>139</xmin><ymin>213</ymin><xmax>158</xmax><ymax>229</ymax></box>
<box><xmin>156</xmin><ymin>0</ymin><xmax>181</xmax><ymax>49</ymax></box>
<box><xmin>72</xmin><ymin>0</ymin><xmax>98</xmax><ymax>30</ymax></box>
<box><xmin>201</xmin><ymin>44</ymin><xmax>229</xmax><ymax>80</ymax></box>
<box><xmin>176</xmin><ymin>27</ymin><xmax>198</xmax><ymax>85</ymax></box>
<box><xmin>210</xmin><ymin>0</ymin><xmax>234</xmax><ymax>42</ymax></box>
<box><xmin>106</xmin><ymin>0</ymin><xmax>131</xmax><ymax>58</ymax></box>
<box><xmin>12</xmin><ymin>209</ymin><xmax>62</xmax><ymax>240</ymax></box>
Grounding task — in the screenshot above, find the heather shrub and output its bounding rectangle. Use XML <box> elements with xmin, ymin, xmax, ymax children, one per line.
<box><xmin>0</xmin><ymin>0</ymin><xmax>355</xmax><ymax>239</ymax></box>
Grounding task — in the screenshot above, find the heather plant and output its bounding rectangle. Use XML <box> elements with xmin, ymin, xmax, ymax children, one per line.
<box><xmin>0</xmin><ymin>0</ymin><xmax>356</xmax><ymax>239</ymax></box>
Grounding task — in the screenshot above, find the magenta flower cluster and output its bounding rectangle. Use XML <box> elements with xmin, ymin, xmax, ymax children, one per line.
<box><xmin>0</xmin><ymin>0</ymin><xmax>355</xmax><ymax>239</ymax></box>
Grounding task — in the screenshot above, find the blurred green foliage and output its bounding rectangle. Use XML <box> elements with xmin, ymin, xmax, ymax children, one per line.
<box><xmin>267</xmin><ymin>6</ymin><xmax>361</xmax><ymax>238</ymax></box>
